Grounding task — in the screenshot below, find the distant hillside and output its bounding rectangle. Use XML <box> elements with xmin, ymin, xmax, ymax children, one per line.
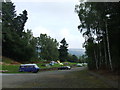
<box><xmin>68</xmin><ymin>48</ymin><xmax>85</xmax><ymax>57</ymax></box>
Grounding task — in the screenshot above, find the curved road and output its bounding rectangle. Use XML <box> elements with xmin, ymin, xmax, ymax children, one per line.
<box><xmin>2</xmin><ymin>67</ymin><xmax>112</xmax><ymax>88</ymax></box>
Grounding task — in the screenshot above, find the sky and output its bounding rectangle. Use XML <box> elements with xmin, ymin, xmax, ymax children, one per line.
<box><xmin>12</xmin><ymin>0</ymin><xmax>85</xmax><ymax>49</ymax></box>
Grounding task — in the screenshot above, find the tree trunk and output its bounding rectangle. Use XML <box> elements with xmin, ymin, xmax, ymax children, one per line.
<box><xmin>96</xmin><ymin>29</ymin><xmax>102</xmax><ymax>69</ymax></box>
<box><xmin>98</xmin><ymin>40</ymin><xmax>102</xmax><ymax>69</ymax></box>
<box><xmin>94</xmin><ymin>50</ymin><xmax>98</xmax><ymax>70</ymax></box>
<box><xmin>103</xmin><ymin>34</ymin><xmax>108</xmax><ymax>68</ymax></box>
<box><xmin>105</xmin><ymin>21</ymin><xmax>113</xmax><ymax>71</ymax></box>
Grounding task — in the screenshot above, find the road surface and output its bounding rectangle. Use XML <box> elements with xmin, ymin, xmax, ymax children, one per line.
<box><xmin>2</xmin><ymin>67</ymin><xmax>113</xmax><ymax>88</ymax></box>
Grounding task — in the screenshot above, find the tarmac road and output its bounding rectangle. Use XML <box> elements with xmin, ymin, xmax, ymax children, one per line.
<box><xmin>2</xmin><ymin>67</ymin><xmax>112</xmax><ymax>88</ymax></box>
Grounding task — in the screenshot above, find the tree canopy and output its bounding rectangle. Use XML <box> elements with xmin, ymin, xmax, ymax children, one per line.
<box><xmin>75</xmin><ymin>2</ymin><xmax>120</xmax><ymax>72</ymax></box>
<box><xmin>38</xmin><ymin>34</ymin><xmax>59</xmax><ymax>61</ymax></box>
<box><xmin>2</xmin><ymin>1</ymin><xmax>37</xmax><ymax>62</ymax></box>
<box><xmin>59</xmin><ymin>38</ymin><xmax>68</xmax><ymax>62</ymax></box>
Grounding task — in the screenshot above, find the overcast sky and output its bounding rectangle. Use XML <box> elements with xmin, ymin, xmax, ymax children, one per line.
<box><xmin>12</xmin><ymin>0</ymin><xmax>85</xmax><ymax>49</ymax></box>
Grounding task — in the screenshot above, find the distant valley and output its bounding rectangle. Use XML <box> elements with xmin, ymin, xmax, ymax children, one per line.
<box><xmin>68</xmin><ymin>48</ymin><xmax>85</xmax><ymax>57</ymax></box>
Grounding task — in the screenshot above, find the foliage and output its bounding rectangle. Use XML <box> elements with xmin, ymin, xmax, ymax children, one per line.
<box><xmin>79</xmin><ymin>55</ymin><xmax>87</xmax><ymax>63</ymax></box>
<box><xmin>2</xmin><ymin>1</ymin><xmax>37</xmax><ymax>62</ymax></box>
<box><xmin>67</xmin><ymin>54</ymin><xmax>78</xmax><ymax>62</ymax></box>
<box><xmin>58</xmin><ymin>38</ymin><xmax>68</xmax><ymax>62</ymax></box>
<box><xmin>75</xmin><ymin>2</ymin><xmax>120</xmax><ymax>72</ymax></box>
<box><xmin>2</xmin><ymin>1</ymin><xmax>61</xmax><ymax>63</ymax></box>
<box><xmin>38</xmin><ymin>34</ymin><xmax>59</xmax><ymax>61</ymax></box>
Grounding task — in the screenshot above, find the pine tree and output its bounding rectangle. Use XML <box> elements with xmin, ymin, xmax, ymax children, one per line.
<box><xmin>59</xmin><ymin>38</ymin><xmax>68</xmax><ymax>62</ymax></box>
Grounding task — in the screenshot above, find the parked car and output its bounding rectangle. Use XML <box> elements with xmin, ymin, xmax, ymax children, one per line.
<box><xmin>83</xmin><ymin>63</ymin><xmax>88</xmax><ymax>66</ymax></box>
<box><xmin>58</xmin><ymin>66</ymin><xmax>71</xmax><ymax>70</ymax></box>
<box><xmin>19</xmin><ymin>64</ymin><xmax>40</xmax><ymax>73</ymax></box>
<box><xmin>76</xmin><ymin>63</ymin><xmax>83</xmax><ymax>67</ymax></box>
<box><xmin>49</xmin><ymin>63</ymin><xmax>54</xmax><ymax>66</ymax></box>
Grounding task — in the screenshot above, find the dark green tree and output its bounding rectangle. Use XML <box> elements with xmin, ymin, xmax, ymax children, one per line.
<box><xmin>59</xmin><ymin>38</ymin><xmax>68</xmax><ymax>62</ymax></box>
<box><xmin>13</xmin><ymin>10</ymin><xmax>28</xmax><ymax>37</ymax></box>
<box><xmin>2</xmin><ymin>1</ymin><xmax>37</xmax><ymax>62</ymax></box>
<box><xmin>2</xmin><ymin>2</ymin><xmax>17</xmax><ymax>58</ymax></box>
<box><xmin>75</xmin><ymin>2</ymin><xmax>120</xmax><ymax>72</ymax></box>
<box><xmin>68</xmin><ymin>54</ymin><xmax>78</xmax><ymax>62</ymax></box>
<box><xmin>38</xmin><ymin>34</ymin><xmax>59</xmax><ymax>61</ymax></box>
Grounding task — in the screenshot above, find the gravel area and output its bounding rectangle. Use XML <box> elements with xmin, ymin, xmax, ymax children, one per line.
<box><xmin>2</xmin><ymin>67</ymin><xmax>115</xmax><ymax>88</ymax></box>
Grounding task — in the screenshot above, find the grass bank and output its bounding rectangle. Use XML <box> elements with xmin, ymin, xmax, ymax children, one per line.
<box><xmin>1</xmin><ymin>61</ymin><xmax>78</xmax><ymax>73</ymax></box>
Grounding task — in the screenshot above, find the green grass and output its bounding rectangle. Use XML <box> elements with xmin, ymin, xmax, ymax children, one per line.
<box><xmin>2</xmin><ymin>63</ymin><xmax>64</xmax><ymax>73</ymax></box>
<box><xmin>2</xmin><ymin>64</ymin><xmax>21</xmax><ymax>73</ymax></box>
<box><xmin>63</xmin><ymin>62</ymin><xmax>78</xmax><ymax>66</ymax></box>
<box><xmin>36</xmin><ymin>63</ymin><xmax>63</xmax><ymax>69</ymax></box>
<box><xmin>1</xmin><ymin>58</ymin><xmax>79</xmax><ymax>73</ymax></box>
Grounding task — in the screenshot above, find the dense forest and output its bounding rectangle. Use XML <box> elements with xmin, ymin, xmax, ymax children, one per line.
<box><xmin>2</xmin><ymin>1</ymin><xmax>119</xmax><ymax>73</ymax></box>
<box><xmin>2</xmin><ymin>1</ymin><xmax>36</xmax><ymax>62</ymax></box>
<box><xmin>75</xmin><ymin>2</ymin><xmax>120</xmax><ymax>72</ymax></box>
<box><xmin>2</xmin><ymin>1</ymin><xmax>59</xmax><ymax>62</ymax></box>
<box><xmin>1</xmin><ymin>1</ymin><xmax>80</xmax><ymax>63</ymax></box>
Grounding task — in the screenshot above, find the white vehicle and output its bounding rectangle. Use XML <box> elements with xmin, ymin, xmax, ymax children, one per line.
<box><xmin>83</xmin><ymin>63</ymin><xmax>88</xmax><ymax>66</ymax></box>
<box><xmin>76</xmin><ymin>63</ymin><xmax>83</xmax><ymax>67</ymax></box>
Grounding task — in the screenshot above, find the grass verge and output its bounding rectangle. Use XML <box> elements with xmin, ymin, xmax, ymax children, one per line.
<box><xmin>1</xmin><ymin>62</ymin><xmax>78</xmax><ymax>73</ymax></box>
